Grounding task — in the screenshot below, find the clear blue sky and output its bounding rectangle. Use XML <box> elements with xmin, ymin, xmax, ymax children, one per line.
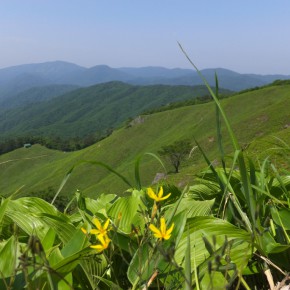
<box><xmin>1</xmin><ymin>0</ymin><xmax>289</xmax><ymax>74</ymax></box>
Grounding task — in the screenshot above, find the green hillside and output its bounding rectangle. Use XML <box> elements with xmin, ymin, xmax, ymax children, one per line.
<box><xmin>0</xmin><ymin>82</ymin><xmax>231</xmax><ymax>139</ymax></box>
<box><xmin>0</xmin><ymin>83</ymin><xmax>289</xmax><ymax>198</ymax></box>
<box><xmin>0</xmin><ymin>84</ymin><xmax>79</xmax><ymax>110</ymax></box>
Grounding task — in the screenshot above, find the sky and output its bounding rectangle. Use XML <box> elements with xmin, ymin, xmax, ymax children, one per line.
<box><xmin>1</xmin><ymin>1</ymin><xmax>290</xmax><ymax>74</ymax></box>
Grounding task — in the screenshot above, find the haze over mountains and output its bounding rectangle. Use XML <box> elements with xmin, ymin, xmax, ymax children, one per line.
<box><xmin>0</xmin><ymin>61</ymin><xmax>290</xmax><ymax>102</ymax></box>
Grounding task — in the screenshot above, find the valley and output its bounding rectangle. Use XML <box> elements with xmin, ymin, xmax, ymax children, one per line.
<box><xmin>1</xmin><ymin>81</ymin><xmax>289</xmax><ymax>199</ymax></box>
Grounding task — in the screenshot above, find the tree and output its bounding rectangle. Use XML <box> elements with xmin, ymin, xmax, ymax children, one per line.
<box><xmin>158</xmin><ymin>139</ymin><xmax>192</xmax><ymax>173</ymax></box>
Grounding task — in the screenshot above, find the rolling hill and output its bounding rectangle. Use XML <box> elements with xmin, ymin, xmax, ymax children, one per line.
<box><xmin>0</xmin><ymin>84</ymin><xmax>79</xmax><ymax>110</ymax></box>
<box><xmin>0</xmin><ymin>82</ymin><xmax>289</xmax><ymax>199</ymax></box>
<box><xmin>0</xmin><ymin>82</ymin><xmax>232</xmax><ymax>139</ymax></box>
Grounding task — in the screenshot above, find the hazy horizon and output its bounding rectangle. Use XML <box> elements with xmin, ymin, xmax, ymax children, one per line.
<box><xmin>1</xmin><ymin>1</ymin><xmax>290</xmax><ymax>74</ymax></box>
<box><xmin>1</xmin><ymin>60</ymin><xmax>290</xmax><ymax>77</ymax></box>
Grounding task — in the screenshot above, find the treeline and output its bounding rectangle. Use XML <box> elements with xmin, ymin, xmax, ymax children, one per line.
<box><xmin>232</xmin><ymin>79</ymin><xmax>290</xmax><ymax>96</ymax></box>
<box><xmin>143</xmin><ymin>93</ymin><xmax>229</xmax><ymax>115</ymax></box>
<box><xmin>0</xmin><ymin>129</ymin><xmax>113</xmax><ymax>155</ymax></box>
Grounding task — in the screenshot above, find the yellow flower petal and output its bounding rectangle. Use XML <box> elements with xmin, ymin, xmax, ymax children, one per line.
<box><xmin>149</xmin><ymin>217</ymin><xmax>174</xmax><ymax>241</ymax></box>
<box><xmin>164</xmin><ymin>223</ymin><xmax>174</xmax><ymax>240</ymax></box>
<box><xmin>147</xmin><ymin>187</ymin><xmax>158</xmax><ymax>200</ymax></box>
<box><xmin>149</xmin><ymin>224</ymin><xmax>160</xmax><ymax>234</ymax></box>
<box><xmin>158</xmin><ymin>186</ymin><xmax>164</xmax><ymax>198</ymax></box>
<box><xmin>93</xmin><ymin>218</ymin><xmax>102</xmax><ymax>230</ymax></box>
<box><xmin>159</xmin><ymin>192</ymin><xmax>171</xmax><ymax>201</ymax></box>
<box><xmin>90</xmin><ymin>229</ymin><xmax>100</xmax><ymax>235</ymax></box>
<box><xmin>147</xmin><ymin>187</ymin><xmax>171</xmax><ymax>202</ymax></box>
<box><xmin>90</xmin><ymin>244</ymin><xmax>104</xmax><ymax>250</ymax></box>
<box><xmin>91</xmin><ymin>218</ymin><xmax>110</xmax><ymax>236</ymax></box>
<box><xmin>103</xmin><ymin>219</ymin><xmax>110</xmax><ymax>230</ymax></box>
<box><xmin>160</xmin><ymin>217</ymin><xmax>166</xmax><ymax>235</ymax></box>
<box><xmin>90</xmin><ymin>234</ymin><xmax>111</xmax><ymax>252</ymax></box>
<box><xmin>166</xmin><ymin>223</ymin><xmax>174</xmax><ymax>236</ymax></box>
<box><xmin>81</xmin><ymin>227</ymin><xmax>87</xmax><ymax>234</ymax></box>
<box><xmin>149</xmin><ymin>224</ymin><xmax>162</xmax><ymax>239</ymax></box>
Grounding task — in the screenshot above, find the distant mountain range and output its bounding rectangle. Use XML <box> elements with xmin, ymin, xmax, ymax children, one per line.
<box><xmin>0</xmin><ymin>61</ymin><xmax>289</xmax><ymax>102</ymax></box>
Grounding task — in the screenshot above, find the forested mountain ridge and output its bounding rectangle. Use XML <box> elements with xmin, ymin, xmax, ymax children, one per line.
<box><xmin>0</xmin><ymin>81</ymin><xmax>232</xmax><ymax>140</ymax></box>
<box><xmin>0</xmin><ymin>61</ymin><xmax>289</xmax><ymax>101</ymax></box>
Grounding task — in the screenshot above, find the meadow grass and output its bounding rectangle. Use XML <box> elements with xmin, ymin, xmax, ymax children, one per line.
<box><xmin>0</xmin><ymin>84</ymin><xmax>289</xmax><ymax>198</ymax></box>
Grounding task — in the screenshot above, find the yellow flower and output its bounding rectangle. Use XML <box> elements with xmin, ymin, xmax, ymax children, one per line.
<box><xmin>147</xmin><ymin>186</ymin><xmax>171</xmax><ymax>202</ymax></box>
<box><xmin>90</xmin><ymin>234</ymin><xmax>111</xmax><ymax>252</ymax></box>
<box><xmin>81</xmin><ymin>227</ymin><xmax>88</xmax><ymax>235</ymax></box>
<box><xmin>149</xmin><ymin>217</ymin><xmax>174</xmax><ymax>240</ymax></box>
<box><xmin>90</xmin><ymin>218</ymin><xmax>110</xmax><ymax>237</ymax></box>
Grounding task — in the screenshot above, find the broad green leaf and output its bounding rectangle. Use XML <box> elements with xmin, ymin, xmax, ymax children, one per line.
<box><xmin>271</xmin><ymin>207</ymin><xmax>290</xmax><ymax>230</ymax></box>
<box><xmin>95</xmin><ymin>276</ymin><xmax>123</xmax><ymax>290</ymax></box>
<box><xmin>260</xmin><ymin>231</ymin><xmax>290</xmax><ymax>254</ymax></box>
<box><xmin>49</xmin><ymin>247</ymin><xmax>64</xmax><ymax>267</ymax></box>
<box><xmin>41</xmin><ymin>227</ymin><xmax>56</xmax><ymax>252</ymax></box>
<box><xmin>36</xmin><ymin>213</ymin><xmax>76</xmax><ymax>244</ymax></box>
<box><xmin>175</xmin><ymin>217</ymin><xmax>251</xmax><ymax>271</ymax></box>
<box><xmin>189</xmin><ymin>182</ymin><xmax>220</xmax><ymax>200</ymax></box>
<box><xmin>85</xmin><ymin>193</ymin><xmax>117</xmax><ymax>214</ymax></box>
<box><xmin>51</xmin><ymin>247</ymin><xmax>92</xmax><ymax>275</ymax></box>
<box><xmin>0</xmin><ymin>197</ymin><xmax>10</xmax><ymax>223</ymax></box>
<box><xmin>111</xmin><ymin>231</ymin><xmax>138</xmax><ymax>254</ymax></box>
<box><xmin>0</xmin><ymin>235</ymin><xmax>17</xmax><ymax>277</ymax></box>
<box><xmin>80</xmin><ymin>254</ymin><xmax>108</xmax><ymax>289</ymax></box>
<box><xmin>5</xmin><ymin>208</ymin><xmax>47</xmax><ymax>240</ymax></box>
<box><xmin>16</xmin><ymin>197</ymin><xmax>58</xmax><ymax>215</ymax></box>
<box><xmin>200</xmin><ymin>271</ymin><xmax>230</xmax><ymax>290</ymax></box>
<box><xmin>167</xmin><ymin>197</ymin><xmax>215</xmax><ymax>218</ymax></box>
<box><xmin>108</xmin><ymin>190</ymin><xmax>145</xmax><ymax>234</ymax></box>
<box><xmin>4</xmin><ymin>197</ymin><xmax>63</xmax><ymax>241</ymax></box>
<box><xmin>57</xmin><ymin>272</ymin><xmax>73</xmax><ymax>290</ymax></box>
<box><xmin>61</xmin><ymin>227</ymin><xmax>89</xmax><ymax>258</ymax></box>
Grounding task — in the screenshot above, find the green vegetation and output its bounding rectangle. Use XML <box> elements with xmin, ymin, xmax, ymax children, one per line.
<box><xmin>158</xmin><ymin>139</ymin><xmax>192</xmax><ymax>173</ymax></box>
<box><xmin>0</xmin><ymin>82</ymin><xmax>231</xmax><ymax>140</ymax></box>
<box><xmin>0</xmin><ymin>84</ymin><xmax>78</xmax><ymax>110</ymax></box>
<box><xmin>0</xmin><ymin>64</ymin><xmax>289</xmax><ymax>289</ymax></box>
<box><xmin>0</xmin><ymin>82</ymin><xmax>289</xmax><ymax>198</ymax></box>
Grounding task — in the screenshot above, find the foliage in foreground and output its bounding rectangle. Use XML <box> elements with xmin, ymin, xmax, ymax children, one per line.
<box><xmin>0</xmin><ymin>159</ymin><xmax>290</xmax><ymax>289</ymax></box>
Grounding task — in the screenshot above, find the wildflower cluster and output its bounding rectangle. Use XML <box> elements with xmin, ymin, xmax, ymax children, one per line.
<box><xmin>147</xmin><ymin>186</ymin><xmax>174</xmax><ymax>241</ymax></box>
<box><xmin>82</xmin><ymin>217</ymin><xmax>111</xmax><ymax>252</ymax></box>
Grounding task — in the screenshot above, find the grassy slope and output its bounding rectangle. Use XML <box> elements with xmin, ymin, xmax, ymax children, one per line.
<box><xmin>0</xmin><ymin>82</ymin><xmax>231</xmax><ymax>139</ymax></box>
<box><xmin>0</xmin><ymin>84</ymin><xmax>289</xmax><ymax>198</ymax></box>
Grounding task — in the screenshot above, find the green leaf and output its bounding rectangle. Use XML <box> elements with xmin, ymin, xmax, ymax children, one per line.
<box><xmin>0</xmin><ymin>235</ymin><xmax>17</xmax><ymax>277</ymax></box>
<box><xmin>85</xmin><ymin>193</ymin><xmax>117</xmax><ymax>214</ymax></box>
<box><xmin>127</xmin><ymin>242</ymin><xmax>160</xmax><ymax>287</ymax></box>
<box><xmin>57</xmin><ymin>272</ymin><xmax>73</xmax><ymax>290</ymax></box>
<box><xmin>167</xmin><ymin>197</ymin><xmax>215</xmax><ymax>218</ymax></box>
<box><xmin>260</xmin><ymin>231</ymin><xmax>290</xmax><ymax>254</ymax></box>
<box><xmin>271</xmin><ymin>207</ymin><xmax>290</xmax><ymax>230</ymax></box>
<box><xmin>108</xmin><ymin>190</ymin><xmax>145</xmax><ymax>234</ymax></box>
<box><xmin>61</xmin><ymin>227</ymin><xmax>89</xmax><ymax>258</ymax></box>
<box><xmin>41</xmin><ymin>227</ymin><xmax>56</xmax><ymax>252</ymax></box>
<box><xmin>184</xmin><ymin>227</ymin><xmax>192</xmax><ymax>290</ymax></box>
<box><xmin>95</xmin><ymin>276</ymin><xmax>124</xmax><ymax>290</ymax></box>
<box><xmin>0</xmin><ymin>197</ymin><xmax>10</xmax><ymax>224</ymax></box>
<box><xmin>36</xmin><ymin>212</ymin><xmax>76</xmax><ymax>244</ymax></box>
<box><xmin>175</xmin><ymin>217</ymin><xmax>251</xmax><ymax>271</ymax></box>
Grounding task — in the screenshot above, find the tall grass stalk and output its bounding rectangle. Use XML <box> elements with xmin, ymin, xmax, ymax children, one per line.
<box><xmin>178</xmin><ymin>42</ymin><xmax>257</xmax><ymax>231</ymax></box>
